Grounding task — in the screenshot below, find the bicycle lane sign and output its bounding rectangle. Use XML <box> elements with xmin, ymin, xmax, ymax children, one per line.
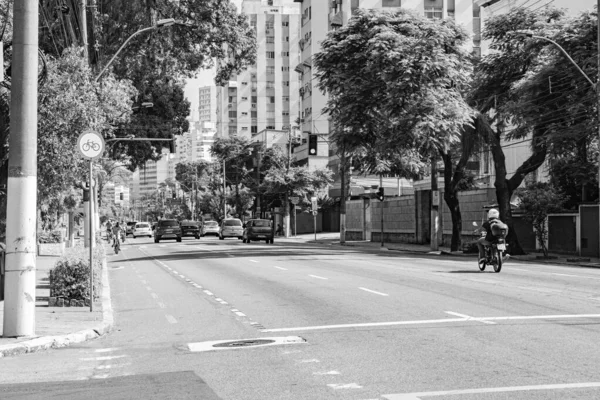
<box><xmin>77</xmin><ymin>130</ymin><xmax>105</xmax><ymax>160</ymax></box>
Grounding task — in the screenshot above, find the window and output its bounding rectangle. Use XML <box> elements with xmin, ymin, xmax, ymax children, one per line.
<box><xmin>267</xmin><ymin>66</ymin><xmax>275</xmax><ymax>74</ymax></box>
<box><xmin>241</xmin><ymin>96</ymin><xmax>248</xmax><ymax>101</ymax></box>
<box><xmin>269</xmin><ymin>96</ymin><xmax>275</xmax><ymax>103</ymax></box>
<box><xmin>228</xmin><ymin>111</ymin><xmax>237</xmax><ymax>118</ymax></box>
<box><xmin>251</xmin><ymin>111</ymin><xmax>257</xmax><ymax>118</ymax></box>
<box><xmin>241</xmin><ymin>127</ymin><xmax>248</xmax><ymax>131</ymax></box>
<box><xmin>281</xmin><ymin>51</ymin><xmax>289</xmax><ymax>57</ymax></box>
<box><xmin>267</xmin><ymin>51</ymin><xmax>275</xmax><ymax>59</ymax></box>
<box><xmin>282</xmin><ymin>21</ymin><xmax>289</xmax><ymax>27</ymax></box>
<box><xmin>283</xmin><ymin>81</ymin><xmax>289</xmax><ymax>87</ymax></box>
<box><xmin>425</xmin><ymin>7</ymin><xmax>443</xmax><ymax>19</ymax></box>
<box><xmin>266</xmin><ymin>81</ymin><xmax>275</xmax><ymax>89</ymax></box>
<box><xmin>241</xmin><ymin>112</ymin><xmax>248</xmax><ymax>116</ymax></box>
<box><xmin>282</xmin><ymin>66</ymin><xmax>289</xmax><ymax>72</ymax></box>
<box><xmin>228</xmin><ymin>96</ymin><xmax>234</xmax><ymax>103</ymax></box>
<box><xmin>252</xmin><ymin>96</ymin><xmax>257</xmax><ymax>103</ymax></box>
<box><xmin>266</xmin><ymin>125</ymin><xmax>275</xmax><ymax>130</ymax></box>
<box><xmin>251</xmin><ymin>126</ymin><xmax>258</xmax><ymax>133</ymax></box>
<box><xmin>266</xmin><ymin>36</ymin><xmax>274</xmax><ymax>44</ymax></box>
<box><xmin>383</xmin><ymin>0</ymin><xmax>401</xmax><ymax>6</ymax></box>
<box><xmin>283</xmin><ymin>96</ymin><xmax>289</xmax><ymax>102</ymax></box>
<box><xmin>282</xmin><ymin>111</ymin><xmax>289</xmax><ymax>116</ymax></box>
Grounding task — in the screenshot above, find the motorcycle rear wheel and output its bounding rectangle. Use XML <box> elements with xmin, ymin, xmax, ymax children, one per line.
<box><xmin>478</xmin><ymin>258</ymin><xmax>486</xmax><ymax>271</ymax></box>
<box><xmin>494</xmin><ymin>249</ymin><xmax>503</xmax><ymax>273</ymax></box>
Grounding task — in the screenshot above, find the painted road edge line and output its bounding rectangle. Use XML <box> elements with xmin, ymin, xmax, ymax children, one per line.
<box><xmin>382</xmin><ymin>382</ymin><xmax>600</xmax><ymax>399</ymax></box>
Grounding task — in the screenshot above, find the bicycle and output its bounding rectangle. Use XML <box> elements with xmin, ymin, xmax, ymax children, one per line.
<box><xmin>82</xmin><ymin>139</ymin><xmax>100</xmax><ymax>152</ymax></box>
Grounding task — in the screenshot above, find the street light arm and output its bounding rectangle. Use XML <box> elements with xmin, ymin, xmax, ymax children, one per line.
<box><xmin>514</xmin><ymin>31</ymin><xmax>596</xmax><ymax>89</ymax></box>
<box><xmin>94</xmin><ymin>26</ymin><xmax>157</xmax><ymax>83</ymax></box>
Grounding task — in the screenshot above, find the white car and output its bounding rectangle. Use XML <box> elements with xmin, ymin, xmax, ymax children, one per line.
<box><xmin>132</xmin><ymin>222</ymin><xmax>153</xmax><ymax>238</ymax></box>
<box><xmin>219</xmin><ymin>218</ymin><xmax>244</xmax><ymax>240</ymax></box>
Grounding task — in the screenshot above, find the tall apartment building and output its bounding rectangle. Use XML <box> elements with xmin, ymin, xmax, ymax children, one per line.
<box><xmin>216</xmin><ymin>0</ymin><xmax>301</xmax><ymax>142</ymax></box>
<box><xmin>131</xmin><ymin>148</ymin><xmax>171</xmax><ymax>203</ymax></box>
<box><xmin>198</xmin><ymin>86</ymin><xmax>218</xmax><ymax>124</ymax></box>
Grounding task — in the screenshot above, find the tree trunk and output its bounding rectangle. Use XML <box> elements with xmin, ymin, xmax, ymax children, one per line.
<box><xmin>441</xmin><ymin>152</ymin><xmax>462</xmax><ymax>252</ymax></box>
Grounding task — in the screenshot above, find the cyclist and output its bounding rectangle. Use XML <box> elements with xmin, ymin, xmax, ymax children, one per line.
<box><xmin>477</xmin><ymin>208</ymin><xmax>503</xmax><ymax>263</ymax></box>
<box><xmin>105</xmin><ymin>219</ymin><xmax>113</xmax><ymax>241</ymax></box>
<box><xmin>111</xmin><ymin>222</ymin><xmax>124</xmax><ymax>252</ymax></box>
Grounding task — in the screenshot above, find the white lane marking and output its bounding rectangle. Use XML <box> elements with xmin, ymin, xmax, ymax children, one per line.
<box><xmin>157</xmin><ymin>302</ymin><xmax>166</xmax><ymax>309</ymax></box>
<box><xmin>80</xmin><ymin>355</ymin><xmax>127</xmax><ymax>361</ymax></box>
<box><xmin>314</xmin><ymin>371</ymin><xmax>341</xmax><ymax>376</ymax></box>
<box><xmin>165</xmin><ymin>314</ymin><xmax>178</xmax><ymax>324</ymax></box>
<box><xmin>262</xmin><ymin>313</ymin><xmax>600</xmax><ymax>333</ymax></box>
<box><xmin>445</xmin><ymin>311</ymin><xmax>496</xmax><ymax>325</ymax></box>
<box><xmin>309</xmin><ymin>274</ymin><xmax>328</xmax><ymax>280</ymax></box>
<box><xmin>382</xmin><ymin>382</ymin><xmax>600</xmax><ymax>399</ymax></box>
<box><xmin>92</xmin><ymin>374</ymin><xmax>109</xmax><ymax>379</ymax></box>
<box><xmin>234</xmin><ymin>311</ymin><xmax>246</xmax><ymax>317</ymax></box>
<box><xmin>359</xmin><ymin>287</ymin><xmax>389</xmax><ymax>297</ymax></box>
<box><xmin>96</xmin><ymin>365</ymin><xmax>112</xmax><ymax>370</ymax></box>
<box><xmin>300</xmin><ymin>359</ymin><xmax>320</xmax><ymax>363</ymax></box>
<box><xmin>249</xmin><ymin>260</ymin><xmax>258</xmax><ymax>263</ymax></box>
<box><xmin>274</xmin><ymin>266</ymin><xmax>287</xmax><ymax>270</ymax></box>
<box><xmin>203</xmin><ymin>290</ymin><xmax>214</xmax><ymax>296</ymax></box>
<box><xmin>95</xmin><ymin>348</ymin><xmax>119</xmax><ymax>353</ymax></box>
<box><xmin>150</xmin><ymin>293</ymin><xmax>158</xmax><ymax>299</ymax></box>
<box><xmin>328</xmin><ymin>383</ymin><xmax>363</xmax><ymax>390</ymax></box>
<box><xmin>188</xmin><ymin>336</ymin><xmax>305</xmax><ymax>352</ymax></box>
<box><xmin>552</xmin><ymin>273</ymin><xmax>579</xmax><ymax>277</ymax></box>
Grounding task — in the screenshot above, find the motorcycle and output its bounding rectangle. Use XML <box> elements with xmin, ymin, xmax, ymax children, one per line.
<box><xmin>472</xmin><ymin>221</ymin><xmax>508</xmax><ymax>273</ymax></box>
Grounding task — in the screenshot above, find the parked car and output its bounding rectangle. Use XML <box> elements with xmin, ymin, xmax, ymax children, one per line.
<box><xmin>126</xmin><ymin>221</ymin><xmax>138</xmax><ymax>236</ymax></box>
<box><xmin>202</xmin><ymin>221</ymin><xmax>220</xmax><ymax>237</ymax></box>
<box><xmin>219</xmin><ymin>218</ymin><xmax>243</xmax><ymax>240</ymax></box>
<box><xmin>180</xmin><ymin>220</ymin><xmax>201</xmax><ymax>239</ymax></box>
<box><xmin>243</xmin><ymin>219</ymin><xmax>274</xmax><ymax>244</ymax></box>
<box><xmin>154</xmin><ymin>219</ymin><xmax>182</xmax><ymax>243</ymax></box>
<box><xmin>132</xmin><ymin>222</ymin><xmax>153</xmax><ymax>238</ymax></box>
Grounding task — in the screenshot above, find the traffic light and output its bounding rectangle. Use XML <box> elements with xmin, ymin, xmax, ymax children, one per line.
<box><xmin>169</xmin><ymin>134</ymin><xmax>175</xmax><ymax>153</ymax></box>
<box><xmin>376</xmin><ymin>187</ymin><xmax>384</xmax><ymax>202</ymax></box>
<box><xmin>119</xmin><ymin>192</ymin><xmax>124</xmax><ymax>200</ymax></box>
<box><xmin>172</xmin><ymin>192</ymin><xmax>176</xmax><ymax>199</ymax></box>
<box><xmin>308</xmin><ymin>134</ymin><xmax>317</xmax><ymax>156</ymax></box>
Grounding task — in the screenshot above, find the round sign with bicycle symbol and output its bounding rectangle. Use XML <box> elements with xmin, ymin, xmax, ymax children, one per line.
<box><xmin>77</xmin><ymin>130</ymin><xmax>105</xmax><ymax>160</ymax></box>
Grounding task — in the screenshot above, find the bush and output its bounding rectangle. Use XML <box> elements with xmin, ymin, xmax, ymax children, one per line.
<box><xmin>49</xmin><ymin>244</ymin><xmax>105</xmax><ymax>301</ymax></box>
<box><xmin>38</xmin><ymin>230</ymin><xmax>63</xmax><ymax>244</ymax></box>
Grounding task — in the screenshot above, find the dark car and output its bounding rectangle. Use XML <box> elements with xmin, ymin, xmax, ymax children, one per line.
<box><xmin>242</xmin><ymin>219</ymin><xmax>274</xmax><ymax>244</ymax></box>
<box><xmin>180</xmin><ymin>220</ymin><xmax>201</xmax><ymax>239</ymax></box>
<box><xmin>154</xmin><ymin>219</ymin><xmax>182</xmax><ymax>243</ymax></box>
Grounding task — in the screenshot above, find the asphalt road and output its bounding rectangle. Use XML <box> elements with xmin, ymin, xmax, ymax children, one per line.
<box><xmin>1</xmin><ymin>235</ymin><xmax>599</xmax><ymax>400</ymax></box>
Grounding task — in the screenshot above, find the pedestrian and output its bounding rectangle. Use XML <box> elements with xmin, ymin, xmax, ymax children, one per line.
<box><xmin>276</xmin><ymin>224</ymin><xmax>283</xmax><ymax>236</ymax></box>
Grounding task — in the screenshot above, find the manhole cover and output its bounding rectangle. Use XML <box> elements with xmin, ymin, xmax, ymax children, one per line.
<box><xmin>213</xmin><ymin>339</ymin><xmax>275</xmax><ymax>348</ymax></box>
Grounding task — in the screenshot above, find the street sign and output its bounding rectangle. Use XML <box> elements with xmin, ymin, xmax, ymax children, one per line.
<box><xmin>77</xmin><ymin>130</ymin><xmax>105</xmax><ymax>160</ymax></box>
<box><xmin>311</xmin><ymin>196</ymin><xmax>317</xmax><ymax>211</ymax></box>
<box><xmin>312</xmin><ymin>210</ymin><xmax>318</xmax><ymax>216</ymax></box>
<box><xmin>290</xmin><ymin>196</ymin><xmax>299</xmax><ymax>205</ymax></box>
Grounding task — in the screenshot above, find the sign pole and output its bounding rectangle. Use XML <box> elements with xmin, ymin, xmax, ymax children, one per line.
<box><xmin>89</xmin><ymin>159</ymin><xmax>94</xmax><ymax>312</ymax></box>
<box><xmin>294</xmin><ymin>206</ymin><xmax>297</xmax><ymax>238</ymax></box>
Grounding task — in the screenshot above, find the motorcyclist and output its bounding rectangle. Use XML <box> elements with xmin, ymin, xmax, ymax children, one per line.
<box><xmin>477</xmin><ymin>208</ymin><xmax>503</xmax><ymax>263</ymax></box>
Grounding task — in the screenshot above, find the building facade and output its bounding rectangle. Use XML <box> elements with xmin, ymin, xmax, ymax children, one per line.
<box><xmin>216</xmin><ymin>0</ymin><xmax>302</xmax><ymax>143</ymax></box>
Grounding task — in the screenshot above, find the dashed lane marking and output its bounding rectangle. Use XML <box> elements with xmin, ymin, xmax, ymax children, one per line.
<box><xmin>314</xmin><ymin>371</ymin><xmax>341</xmax><ymax>376</ymax></box>
<box><xmin>274</xmin><ymin>266</ymin><xmax>287</xmax><ymax>270</ymax></box>
<box><xmin>95</xmin><ymin>348</ymin><xmax>119</xmax><ymax>353</ymax></box>
<box><xmin>80</xmin><ymin>355</ymin><xmax>127</xmax><ymax>361</ymax></box>
<box><xmin>328</xmin><ymin>383</ymin><xmax>363</xmax><ymax>390</ymax></box>
<box><xmin>165</xmin><ymin>315</ymin><xmax>178</xmax><ymax>324</ymax></box>
<box><xmin>309</xmin><ymin>274</ymin><xmax>328</xmax><ymax>280</ymax></box>
<box><xmin>358</xmin><ymin>287</ymin><xmax>389</xmax><ymax>296</ymax></box>
<box><xmin>249</xmin><ymin>260</ymin><xmax>258</xmax><ymax>263</ymax></box>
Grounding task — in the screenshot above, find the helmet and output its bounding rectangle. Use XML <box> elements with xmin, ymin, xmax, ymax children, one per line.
<box><xmin>488</xmin><ymin>208</ymin><xmax>499</xmax><ymax>219</ymax></box>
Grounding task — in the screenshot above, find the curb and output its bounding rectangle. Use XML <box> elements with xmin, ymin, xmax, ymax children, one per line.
<box><xmin>0</xmin><ymin>256</ymin><xmax>114</xmax><ymax>358</ymax></box>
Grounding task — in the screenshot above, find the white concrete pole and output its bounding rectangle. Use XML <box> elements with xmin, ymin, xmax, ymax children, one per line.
<box><xmin>3</xmin><ymin>0</ymin><xmax>39</xmax><ymax>337</ymax></box>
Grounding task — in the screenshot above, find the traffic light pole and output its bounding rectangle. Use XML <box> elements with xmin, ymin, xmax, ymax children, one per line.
<box><xmin>380</xmin><ymin>174</ymin><xmax>384</xmax><ymax>247</ymax></box>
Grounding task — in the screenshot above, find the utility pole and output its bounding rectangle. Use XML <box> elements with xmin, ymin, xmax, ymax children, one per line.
<box><xmin>284</xmin><ymin>126</ymin><xmax>292</xmax><ymax>238</ymax></box>
<box><xmin>80</xmin><ymin>0</ymin><xmax>88</xmax><ymax>62</ymax></box>
<box><xmin>3</xmin><ymin>0</ymin><xmax>39</xmax><ymax>337</ymax></box>
<box><xmin>223</xmin><ymin>159</ymin><xmax>226</xmax><ymax>219</ymax></box>
<box><xmin>340</xmin><ymin>143</ymin><xmax>347</xmax><ymax>245</ymax></box>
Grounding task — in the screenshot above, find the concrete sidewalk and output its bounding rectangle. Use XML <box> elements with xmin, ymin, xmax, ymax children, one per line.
<box><xmin>0</xmin><ymin>254</ymin><xmax>113</xmax><ymax>358</ymax></box>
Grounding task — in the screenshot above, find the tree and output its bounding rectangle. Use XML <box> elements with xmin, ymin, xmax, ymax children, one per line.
<box><xmin>470</xmin><ymin>7</ymin><xmax>597</xmax><ymax>254</ymax></box>
<box><xmin>38</xmin><ymin>0</ymin><xmax>256</xmax><ymax>168</ymax></box>
<box><xmin>314</xmin><ymin>8</ymin><xmax>473</xmax><ymax>243</ymax></box>
<box><xmin>516</xmin><ymin>183</ymin><xmax>567</xmax><ymax>257</ymax></box>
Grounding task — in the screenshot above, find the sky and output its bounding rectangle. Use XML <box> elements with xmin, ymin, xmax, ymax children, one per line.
<box><xmin>183</xmin><ymin>0</ymin><xmax>243</xmax><ymax>117</ymax></box>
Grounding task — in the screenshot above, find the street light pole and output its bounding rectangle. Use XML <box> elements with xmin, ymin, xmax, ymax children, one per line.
<box><xmin>3</xmin><ymin>0</ymin><xmax>39</xmax><ymax>337</ymax></box>
<box><xmin>514</xmin><ymin>26</ymin><xmax>600</xmax><ymax>257</ymax></box>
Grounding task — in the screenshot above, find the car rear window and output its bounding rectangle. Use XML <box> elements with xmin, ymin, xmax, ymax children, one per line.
<box><xmin>127</xmin><ymin>222</ymin><xmax>137</xmax><ymax>226</ymax></box>
<box><xmin>205</xmin><ymin>221</ymin><xmax>218</xmax><ymax>227</ymax></box>
<box><xmin>136</xmin><ymin>223</ymin><xmax>149</xmax><ymax>228</ymax></box>
<box><xmin>252</xmin><ymin>220</ymin><xmax>271</xmax><ymax>227</ymax></box>
<box><xmin>223</xmin><ymin>219</ymin><xmax>242</xmax><ymax>226</ymax></box>
<box><xmin>159</xmin><ymin>220</ymin><xmax>179</xmax><ymax>227</ymax></box>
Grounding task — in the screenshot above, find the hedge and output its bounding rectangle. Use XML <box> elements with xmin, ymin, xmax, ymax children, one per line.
<box><xmin>38</xmin><ymin>230</ymin><xmax>64</xmax><ymax>244</ymax></box>
<box><xmin>49</xmin><ymin>244</ymin><xmax>105</xmax><ymax>302</ymax></box>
